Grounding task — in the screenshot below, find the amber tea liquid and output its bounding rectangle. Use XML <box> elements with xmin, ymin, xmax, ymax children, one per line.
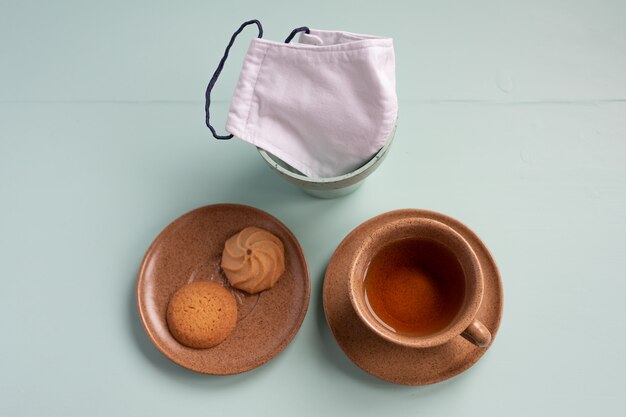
<box><xmin>364</xmin><ymin>238</ymin><xmax>466</xmax><ymax>336</ymax></box>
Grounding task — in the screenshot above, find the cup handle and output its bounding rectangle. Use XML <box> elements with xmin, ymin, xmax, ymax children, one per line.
<box><xmin>461</xmin><ymin>319</ymin><xmax>492</xmax><ymax>347</ymax></box>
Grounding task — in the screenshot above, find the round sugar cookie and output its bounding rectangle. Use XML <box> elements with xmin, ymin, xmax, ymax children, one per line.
<box><xmin>166</xmin><ymin>281</ymin><xmax>237</xmax><ymax>349</ymax></box>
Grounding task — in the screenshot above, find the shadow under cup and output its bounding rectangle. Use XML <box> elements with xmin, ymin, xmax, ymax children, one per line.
<box><xmin>348</xmin><ymin>219</ymin><xmax>491</xmax><ymax>349</ymax></box>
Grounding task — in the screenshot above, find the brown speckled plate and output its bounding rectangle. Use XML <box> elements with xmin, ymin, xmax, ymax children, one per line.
<box><xmin>323</xmin><ymin>209</ymin><xmax>503</xmax><ymax>385</ymax></box>
<box><xmin>137</xmin><ymin>204</ymin><xmax>310</xmax><ymax>375</ymax></box>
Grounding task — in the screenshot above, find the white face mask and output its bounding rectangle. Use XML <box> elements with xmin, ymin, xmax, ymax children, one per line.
<box><xmin>205</xmin><ymin>20</ymin><xmax>398</xmax><ymax>178</ymax></box>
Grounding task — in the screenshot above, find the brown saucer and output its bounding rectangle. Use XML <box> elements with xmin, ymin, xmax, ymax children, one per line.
<box><xmin>137</xmin><ymin>204</ymin><xmax>310</xmax><ymax>375</ymax></box>
<box><xmin>323</xmin><ymin>209</ymin><xmax>503</xmax><ymax>385</ymax></box>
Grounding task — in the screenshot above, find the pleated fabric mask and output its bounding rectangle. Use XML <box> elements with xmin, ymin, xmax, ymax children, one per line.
<box><xmin>205</xmin><ymin>20</ymin><xmax>398</xmax><ymax>178</ymax></box>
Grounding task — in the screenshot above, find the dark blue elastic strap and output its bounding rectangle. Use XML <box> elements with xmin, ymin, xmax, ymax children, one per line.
<box><xmin>205</xmin><ymin>19</ymin><xmax>263</xmax><ymax>140</ymax></box>
<box><xmin>284</xmin><ymin>26</ymin><xmax>310</xmax><ymax>43</ymax></box>
<box><xmin>205</xmin><ymin>20</ymin><xmax>310</xmax><ymax>140</ymax></box>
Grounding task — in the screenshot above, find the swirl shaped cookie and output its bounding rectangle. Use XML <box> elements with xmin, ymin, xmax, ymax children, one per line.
<box><xmin>221</xmin><ymin>227</ymin><xmax>285</xmax><ymax>294</ymax></box>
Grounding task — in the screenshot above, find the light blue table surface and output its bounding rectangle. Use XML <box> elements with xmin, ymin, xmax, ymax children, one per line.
<box><xmin>1</xmin><ymin>1</ymin><xmax>625</xmax><ymax>416</ymax></box>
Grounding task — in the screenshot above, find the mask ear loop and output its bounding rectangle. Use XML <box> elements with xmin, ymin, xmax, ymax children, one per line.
<box><xmin>284</xmin><ymin>26</ymin><xmax>310</xmax><ymax>43</ymax></box>
<box><xmin>205</xmin><ymin>19</ymin><xmax>263</xmax><ymax>140</ymax></box>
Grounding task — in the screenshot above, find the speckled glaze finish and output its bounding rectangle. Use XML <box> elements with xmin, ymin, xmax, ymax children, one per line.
<box><xmin>137</xmin><ymin>204</ymin><xmax>310</xmax><ymax>375</ymax></box>
<box><xmin>348</xmin><ymin>216</ymin><xmax>489</xmax><ymax>349</ymax></box>
<box><xmin>323</xmin><ymin>209</ymin><xmax>503</xmax><ymax>386</ymax></box>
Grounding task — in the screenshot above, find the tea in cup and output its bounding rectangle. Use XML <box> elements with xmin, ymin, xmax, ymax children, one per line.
<box><xmin>349</xmin><ymin>216</ymin><xmax>491</xmax><ymax>348</ymax></box>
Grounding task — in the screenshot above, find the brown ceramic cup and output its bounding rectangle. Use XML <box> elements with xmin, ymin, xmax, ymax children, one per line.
<box><xmin>348</xmin><ymin>215</ymin><xmax>492</xmax><ymax>349</ymax></box>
